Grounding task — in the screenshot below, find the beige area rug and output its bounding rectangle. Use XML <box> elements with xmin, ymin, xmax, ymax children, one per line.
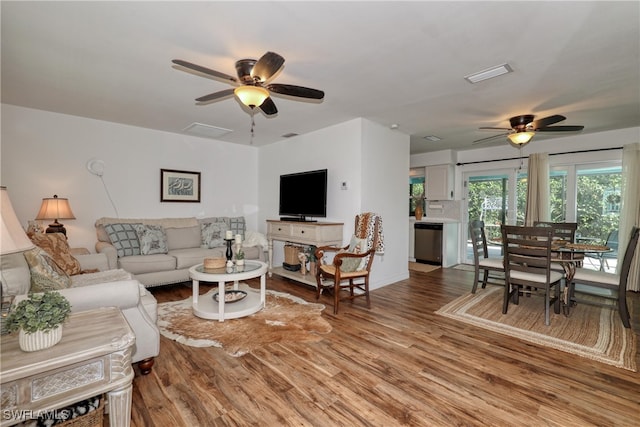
<box><xmin>436</xmin><ymin>286</ymin><xmax>637</xmax><ymax>371</ymax></box>
<box><xmin>157</xmin><ymin>290</ymin><xmax>332</xmax><ymax>356</ymax></box>
<box><xmin>409</xmin><ymin>262</ymin><xmax>441</xmax><ymax>273</ymax></box>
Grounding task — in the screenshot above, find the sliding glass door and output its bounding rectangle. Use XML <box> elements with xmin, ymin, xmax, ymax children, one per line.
<box><xmin>463</xmin><ymin>169</ymin><xmax>525</xmax><ymax>263</ymax></box>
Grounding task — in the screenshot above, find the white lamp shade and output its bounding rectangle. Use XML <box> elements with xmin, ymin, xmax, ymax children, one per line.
<box><xmin>1</xmin><ymin>186</ymin><xmax>34</xmax><ymax>255</ymax></box>
<box><xmin>234</xmin><ymin>86</ymin><xmax>269</xmax><ymax>107</ymax></box>
<box><xmin>35</xmin><ymin>195</ymin><xmax>76</xmax><ymax>220</ymax></box>
<box><xmin>507</xmin><ymin>131</ymin><xmax>535</xmax><ymax>146</ymax></box>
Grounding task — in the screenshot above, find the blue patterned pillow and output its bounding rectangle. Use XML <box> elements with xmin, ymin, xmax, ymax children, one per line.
<box><xmin>228</xmin><ymin>217</ymin><xmax>246</xmax><ymax>239</ymax></box>
<box><xmin>134</xmin><ymin>225</ymin><xmax>168</xmax><ymax>255</ymax></box>
<box><xmin>104</xmin><ymin>223</ymin><xmax>141</xmax><ymax>257</ymax></box>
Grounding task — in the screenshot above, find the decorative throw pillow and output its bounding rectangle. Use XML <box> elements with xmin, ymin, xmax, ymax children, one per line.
<box><xmin>104</xmin><ymin>223</ymin><xmax>141</xmax><ymax>257</ymax></box>
<box><xmin>201</xmin><ymin>222</ymin><xmax>228</xmax><ymax>248</ymax></box>
<box><xmin>337</xmin><ymin>235</ymin><xmax>368</xmax><ymax>272</ymax></box>
<box><xmin>29</xmin><ymin>232</ymin><xmax>82</xmax><ymax>276</ymax></box>
<box><xmin>228</xmin><ymin>217</ymin><xmax>246</xmax><ymax>239</ymax></box>
<box><xmin>23</xmin><ymin>247</ymin><xmax>72</xmax><ymax>292</ymax></box>
<box><xmin>134</xmin><ymin>225</ymin><xmax>168</xmax><ymax>255</ymax></box>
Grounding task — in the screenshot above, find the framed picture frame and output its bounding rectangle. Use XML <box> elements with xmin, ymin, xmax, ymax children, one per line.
<box><xmin>160</xmin><ymin>169</ymin><xmax>201</xmax><ymax>203</ymax></box>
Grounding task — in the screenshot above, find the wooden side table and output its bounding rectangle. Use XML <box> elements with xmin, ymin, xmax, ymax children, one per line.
<box><xmin>0</xmin><ymin>307</ymin><xmax>135</xmax><ymax>427</ymax></box>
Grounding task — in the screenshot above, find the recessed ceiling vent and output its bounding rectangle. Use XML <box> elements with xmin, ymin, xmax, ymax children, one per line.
<box><xmin>424</xmin><ymin>135</ymin><xmax>442</xmax><ymax>142</ymax></box>
<box><xmin>282</xmin><ymin>132</ymin><xmax>299</xmax><ymax>138</ymax></box>
<box><xmin>182</xmin><ymin>122</ymin><xmax>232</xmax><ymax>139</ymax></box>
<box><xmin>464</xmin><ymin>63</ymin><xmax>513</xmax><ymax>84</ymax></box>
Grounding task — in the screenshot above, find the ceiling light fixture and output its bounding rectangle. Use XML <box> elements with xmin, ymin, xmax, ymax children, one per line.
<box><xmin>464</xmin><ymin>63</ymin><xmax>513</xmax><ymax>84</ymax></box>
<box><xmin>234</xmin><ymin>86</ymin><xmax>269</xmax><ymax>108</ymax></box>
<box><xmin>507</xmin><ymin>131</ymin><xmax>535</xmax><ymax>147</ymax></box>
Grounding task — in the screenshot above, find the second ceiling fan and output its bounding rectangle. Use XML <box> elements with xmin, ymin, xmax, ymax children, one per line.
<box><xmin>172</xmin><ymin>51</ymin><xmax>324</xmax><ymax>116</ymax></box>
<box><xmin>474</xmin><ymin>114</ymin><xmax>584</xmax><ymax>147</ymax></box>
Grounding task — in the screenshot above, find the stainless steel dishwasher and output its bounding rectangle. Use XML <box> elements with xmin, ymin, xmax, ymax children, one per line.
<box><xmin>414</xmin><ymin>222</ymin><xmax>443</xmax><ymax>265</ymax></box>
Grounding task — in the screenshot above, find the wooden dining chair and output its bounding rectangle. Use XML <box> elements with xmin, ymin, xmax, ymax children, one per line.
<box><xmin>469</xmin><ymin>220</ymin><xmax>504</xmax><ymax>293</ymax></box>
<box><xmin>501</xmin><ymin>225</ymin><xmax>563</xmax><ymax>326</ymax></box>
<box><xmin>315</xmin><ymin>213</ymin><xmax>382</xmax><ymax>314</ymax></box>
<box><xmin>570</xmin><ymin>226</ymin><xmax>639</xmax><ymax>328</ymax></box>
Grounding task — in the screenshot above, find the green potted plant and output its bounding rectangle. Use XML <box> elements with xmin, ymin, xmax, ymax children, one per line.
<box><xmin>6</xmin><ymin>291</ymin><xmax>72</xmax><ymax>352</ymax></box>
<box><xmin>235</xmin><ymin>247</ymin><xmax>245</xmax><ymax>266</ymax></box>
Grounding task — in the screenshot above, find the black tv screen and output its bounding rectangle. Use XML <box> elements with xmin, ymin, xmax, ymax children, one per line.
<box><xmin>279</xmin><ymin>169</ymin><xmax>327</xmax><ymax>221</ymax></box>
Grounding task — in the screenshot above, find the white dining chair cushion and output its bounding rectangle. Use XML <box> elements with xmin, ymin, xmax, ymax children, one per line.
<box><xmin>479</xmin><ymin>258</ymin><xmax>504</xmax><ymax>269</ymax></box>
<box><xmin>509</xmin><ymin>270</ymin><xmax>564</xmax><ymax>284</ymax></box>
<box><xmin>573</xmin><ymin>269</ymin><xmax>619</xmax><ymax>286</ymax></box>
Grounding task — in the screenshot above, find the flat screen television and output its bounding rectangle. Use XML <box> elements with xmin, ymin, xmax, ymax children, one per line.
<box><xmin>279</xmin><ymin>169</ymin><xmax>327</xmax><ymax>222</ymax></box>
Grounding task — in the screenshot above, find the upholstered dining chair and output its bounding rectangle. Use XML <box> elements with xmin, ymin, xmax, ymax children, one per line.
<box><xmin>315</xmin><ymin>213</ymin><xmax>382</xmax><ymax>314</ymax></box>
<box><xmin>469</xmin><ymin>220</ymin><xmax>504</xmax><ymax>293</ymax></box>
<box><xmin>501</xmin><ymin>225</ymin><xmax>563</xmax><ymax>326</ymax></box>
<box><xmin>570</xmin><ymin>226</ymin><xmax>639</xmax><ymax>328</ymax></box>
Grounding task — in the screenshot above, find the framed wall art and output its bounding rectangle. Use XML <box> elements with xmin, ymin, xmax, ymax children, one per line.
<box><xmin>161</xmin><ymin>169</ymin><xmax>201</xmax><ymax>202</ymax></box>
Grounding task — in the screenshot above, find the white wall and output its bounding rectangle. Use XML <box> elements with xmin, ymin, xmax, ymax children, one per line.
<box><xmin>1</xmin><ymin>104</ymin><xmax>259</xmax><ymax>251</ymax></box>
<box><xmin>361</xmin><ymin>119</ymin><xmax>410</xmax><ymax>285</ymax></box>
<box><xmin>259</xmin><ymin>118</ymin><xmax>410</xmax><ymax>289</ymax></box>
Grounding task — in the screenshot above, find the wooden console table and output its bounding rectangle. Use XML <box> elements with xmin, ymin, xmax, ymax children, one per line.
<box><xmin>0</xmin><ymin>307</ymin><xmax>135</xmax><ymax>427</ymax></box>
<box><xmin>267</xmin><ymin>220</ymin><xmax>343</xmax><ymax>287</ymax></box>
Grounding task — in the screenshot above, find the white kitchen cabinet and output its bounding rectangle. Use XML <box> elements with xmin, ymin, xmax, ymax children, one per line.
<box><xmin>425</xmin><ymin>164</ymin><xmax>454</xmax><ymax>200</ymax></box>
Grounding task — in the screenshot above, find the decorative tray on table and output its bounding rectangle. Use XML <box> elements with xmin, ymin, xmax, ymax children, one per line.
<box><xmin>213</xmin><ymin>290</ymin><xmax>247</xmax><ymax>303</ymax></box>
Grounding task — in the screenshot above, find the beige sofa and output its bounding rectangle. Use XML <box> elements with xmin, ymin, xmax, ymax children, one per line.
<box><xmin>1</xmin><ymin>251</ymin><xmax>160</xmax><ymax>375</ymax></box>
<box><xmin>95</xmin><ymin>216</ymin><xmax>267</xmax><ymax>288</ymax></box>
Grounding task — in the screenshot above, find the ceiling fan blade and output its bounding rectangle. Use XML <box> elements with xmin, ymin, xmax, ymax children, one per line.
<box><xmin>172</xmin><ymin>59</ymin><xmax>237</xmax><ymax>83</ymax></box>
<box><xmin>251</xmin><ymin>52</ymin><xmax>285</xmax><ymax>83</ymax></box>
<box><xmin>195</xmin><ymin>88</ymin><xmax>235</xmax><ymax>103</ymax></box>
<box><xmin>259</xmin><ymin>97</ymin><xmax>278</xmax><ymax>116</ymax></box>
<box><xmin>479</xmin><ymin>127</ymin><xmax>512</xmax><ymax>131</ymax></box>
<box><xmin>266</xmin><ymin>84</ymin><xmax>325</xmax><ymax>100</ymax></box>
<box><xmin>531</xmin><ymin>114</ymin><xmax>565</xmax><ymax>130</ymax></box>
<box><xmin>536</xmin><ymin>125</ymin><xmax>585</xmax><ymax>132</ymax></box>
<box><xmin>473</xmin><ymin>132</ymin><xmax>510</xmax><ymax>144</ymax></box>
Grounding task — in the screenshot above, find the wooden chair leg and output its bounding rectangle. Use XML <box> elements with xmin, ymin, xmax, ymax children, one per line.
<box><xmin>502</xmin><ymin>284</ymin><xmax>511</xmax><ymax>314</ymax></box>
<box><xmin>482</xmin><ymin>270</ymin><xmax>489</xmax><ymax>289</ymax></box>
<box><xmin>333</xmin><ymin>281</ymin><xmax>340</xmax><ymax>314</ymax></box>
<box><xmin>619</xmin><ymin>290</ymin><xmax>631</xmax><ymax>328</ymax></box>
<box><xmin>364</xmin><ymin>277</ymin><xmax>371</xmax><ymax>308</ymax></box>
<box><xmin>472</xmin><ymin>268</ymin><xmax>480</xmax><ymax>294</ymax></box>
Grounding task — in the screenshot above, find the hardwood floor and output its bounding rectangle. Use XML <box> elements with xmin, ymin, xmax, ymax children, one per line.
<box><xmin>127</xmin><ymin>268</ymin><xmax>640</xmax><ymax>426</ymax></box>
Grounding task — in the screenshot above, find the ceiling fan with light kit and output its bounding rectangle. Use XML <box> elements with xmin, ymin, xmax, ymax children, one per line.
<box><xmin>172</xmin><ymin>51</ymin><xmax>324</xmax><ymax>116</ymax></box>
<box><xmin>473</xmin><ymin>114</ymin><xmax>584</xmax><ymax>148</ymax></box>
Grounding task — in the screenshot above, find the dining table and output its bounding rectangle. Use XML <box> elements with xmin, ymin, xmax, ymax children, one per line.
<box><xmin>551</xmin><ymin>242</ymin><xmax>613</xmax><ymax>315</ymax></box>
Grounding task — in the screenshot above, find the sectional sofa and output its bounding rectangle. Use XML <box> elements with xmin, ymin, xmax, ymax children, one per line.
<box><xmin>94</xmin><ymin>216</ymin><xmax>267</xmax><ymax>288</ymax></box>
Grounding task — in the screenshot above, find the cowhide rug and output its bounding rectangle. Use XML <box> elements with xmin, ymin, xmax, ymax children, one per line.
<box><xmin>157</xmin><ymin>289</ymin><xmax>332</xmax><ymax>356</ymax></box>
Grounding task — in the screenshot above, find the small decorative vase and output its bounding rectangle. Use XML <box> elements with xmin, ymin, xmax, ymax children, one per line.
<box><xmin>236</xmin><ymin>259</ymin><xmax>245</xmax><ymax>266</ymax></box>
<box><xmin>415</xmin><ymin>204</ymin><xmax>424</xmax><ymax>221</ymax></box>
<box><xmin>19</xmin><ymin>325</ymin><xmax>63</xmax><ymax>352</ymax></box>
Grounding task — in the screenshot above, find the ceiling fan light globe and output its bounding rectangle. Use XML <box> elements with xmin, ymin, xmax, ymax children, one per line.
<box><xmin>507</xmin><ymin>131</ymin><xmax>535</xmax><ymax>146</ymax></box>
<box><xmin>234</xmin><ymin>86</ymin><xmax>269</xmax><ymax>108</ymax></box>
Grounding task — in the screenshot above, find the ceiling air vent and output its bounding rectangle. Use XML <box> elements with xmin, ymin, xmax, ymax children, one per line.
<box><xmin>464</xmin><ymin>63</ymin><xmax>513</xmax><ymax>84</ymax></box>
<box><xmin>282</xmin><ymin>132</ymin><xmax>299</xmax><ymax>138</ymax></box>
<box><xmin>182</xmin><ymin>123</ymin><xmax>232</xmax><ymax>139</ymax></box>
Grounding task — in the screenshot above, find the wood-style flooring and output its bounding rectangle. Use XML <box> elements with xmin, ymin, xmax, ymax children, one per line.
<box><xmin>125</xmin><ymin>267</ymin><xmax>640</xmax><ymax>426</ymax></box>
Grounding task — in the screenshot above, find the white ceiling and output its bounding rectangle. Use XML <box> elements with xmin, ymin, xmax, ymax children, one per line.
<box><xmin>2</xmin><ymin>1</ymin><xmax>639</xmax><ymax>154</ymax></box>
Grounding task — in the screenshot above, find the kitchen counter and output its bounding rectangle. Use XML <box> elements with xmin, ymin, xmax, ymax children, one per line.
<box><xmin>411</xmin><ymin>218</ymin><xmax>460</xmax><ymax>224</ymax></box>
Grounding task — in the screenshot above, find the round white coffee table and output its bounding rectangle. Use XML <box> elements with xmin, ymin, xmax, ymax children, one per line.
<box><xmin>189</xmin><ymin>260</ymin><xmax>268</xmax><ymax>322</ymax></box>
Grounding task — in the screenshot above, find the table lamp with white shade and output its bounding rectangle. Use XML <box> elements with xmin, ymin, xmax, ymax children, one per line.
<box><xmin>1</xmin><ymin>186</ymin><xmax>35</xmax><ymax>319</ymax></box>
<box><xmin>35</xmin><ymin>194</ymin><xmax>76</xmax><ymax>237</ymax></box>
